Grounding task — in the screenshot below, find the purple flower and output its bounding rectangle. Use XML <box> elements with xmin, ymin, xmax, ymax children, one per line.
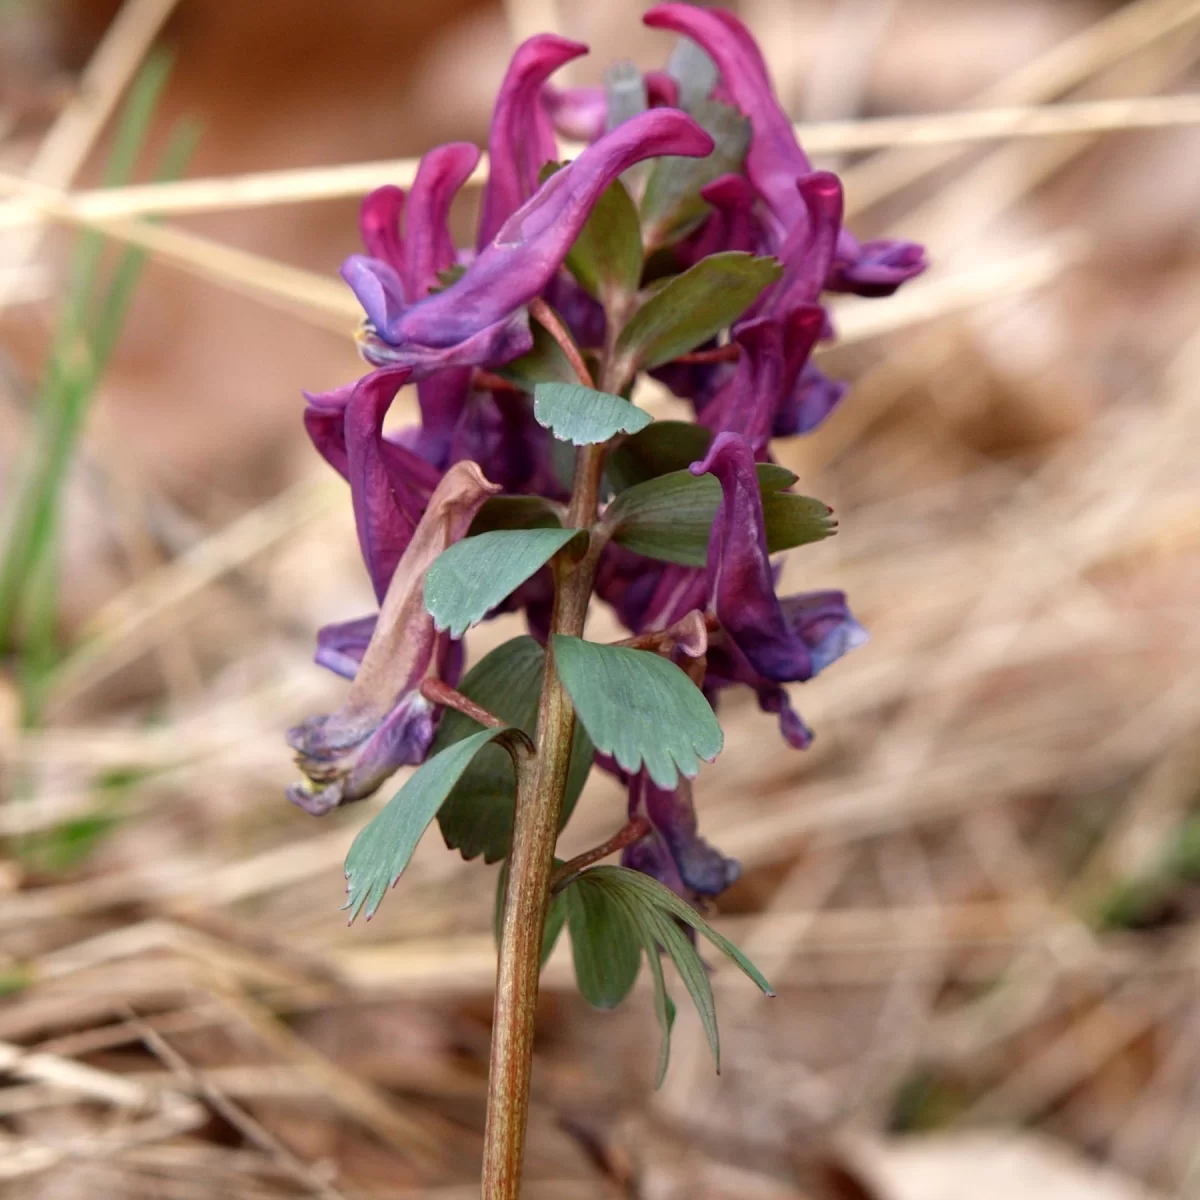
<box><xmin>543</xmin><ymin>71</ymin><xmax>680</xmax><ymax>142</ymax></box>
<box><xmin>643</xmin><ymin>3</ymin><xmax>925</xmax><ymax>297</ymax></box>
<box><xmin>287</xmin><ymin>462</ymin><xmax>499</xmax><ymax>815</ymax></box>
<box><xmin>622</xmin><ymin>772</ymin><xmax>740</xmax><ymax>898</ymax></box>
<box><xmin>692</xmin><ymin>432</ymin><xmax>866</xmax><ymax>683</ymax></box>
<box><xmin>344</xmin><ymin>109</ymin><xmax>714</xmax><ymax>378</ymax></box>
<box><xmin>700</xmin><ymin>307</ymin><xmax>825</xmax><ymax>454</ymax></box>
<box><xmin>304</xmin><ymin>367</ymin><xmax>442</xmax><ymax>602</ymax></box>
<box><xmin>828</xmin><ymin>232</ymin><xmax>929</xmax><ymax>297</ymax></box>
<box><xmin>477</xmin><ymin>34</ymin><xmax>588</xmax><ymax>250</ymax></box>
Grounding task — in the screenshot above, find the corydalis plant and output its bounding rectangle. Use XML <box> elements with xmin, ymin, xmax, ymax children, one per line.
<box><xmin>287</xmin><ymin>10</ymin><xmax>924</xmax><ymax>1198</ymax></box>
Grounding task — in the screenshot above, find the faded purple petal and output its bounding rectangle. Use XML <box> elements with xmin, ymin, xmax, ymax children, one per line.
<box><xmin>828</xmin><ymin>232</ymin><xmax>928</xmax><ymax>297</ymax></box>
<box><xmin>315</xmin><ymin>614</ymin><xmax>377</xmax><ymax>679</ymax></box>
<box><xmin>781</xmin><ymin>590</ymin><xmax>869</xmax><ymax>673</ymax></box>
<box><xmin>287</xmin><ymin>688</ymin><xmax>438</xmax><ymax>816</ymax></box>
<box><xmin>288</xmin><ymin>463</ymin><xmax>499</xmax><ymax>813</ymax></box>
<box><xmin>478</xmin><ymin>34</ymin><xmax>589</xmax><ymax>249</ymax></box>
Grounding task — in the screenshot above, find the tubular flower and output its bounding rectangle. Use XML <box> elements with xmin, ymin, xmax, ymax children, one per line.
<box><xmin>344</xmin><ymin>108</ymin><xmax>713</xmax><ymax>378</ymax></box>
<box><xmin>286</xmin><ymin>462</ymin><xmax>499</xmax><ymax>815</ymax></box>
<box><xmin>692</xmin><ymin>432</ymin><xmax>866</xmax><ymax>684</ymax></box>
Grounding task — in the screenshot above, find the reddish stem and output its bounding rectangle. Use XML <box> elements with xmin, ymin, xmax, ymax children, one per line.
<box><xmin>673</xmin><ymin>344</ymin><xmax>741</xmax><ymax>365</ymax></box>
<box><xmin>528</xmin><ymin>297</ymin><xmax>595</xmax><ymax>389</ymax></box>
<box><xmin>420</xmin><ymin>678</ymin><xmax>506</xmax><ymax>730</ymax></box>
<box><xmin>550</xmin><ymin>817</ymin><xmax>654</xmax><ymax>893</ymax></box>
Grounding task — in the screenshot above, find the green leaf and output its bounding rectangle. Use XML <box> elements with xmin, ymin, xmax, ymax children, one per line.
<box><xmin>607</xmin><ymin>886</ymin><xmax>677</xmax><ymax>1086</ymax></box>
<box><xmin>496</xmin><ymin>315</ymin><xmax>579</xmax><ymax>389</ymax></box>
<box><xmin>468</xmin><ymin>495</ymin><xmax>563</xmax><ymax>536</ymax></box>
<box><xmin>605</xmin><ymin>421</ymin><xmax>714</xmax><ymax>492</ymax></box>
<box><xmin>494</xmin><ymin>861</ymin><xmax>567</xmax><ymax>969</ymax></box>
<box><xmin>561</xmin><ymin>864</ymin><xmax>772</xmax><ymax>1083</ymax></box>
<box><xmin>344</xmin><ymin>727</ymin><xmax>510</xmax><ymax>922</ymax></box>
<box><xmin>763</xmin><ymin>490</ymin><xmax>837</xmax><ymax>554</ymax></box>
<box><xmin>614</xmin><ymin>252</ymin><xmax>782</xmax><ymax>372</ymax></box>
<box><xmin>551</xmin><ymin>636</ymin><xmax>722</xmax><ymax>788</ymax></box>
<box><xmin>564</xmin><ymin>870</ymin><xmax>643</xmax><ymax>1008</ymax></box>
<box><xmin>604</xmin><ymin>463</ymin><xmax>833</xmax><ymax>566</ymax></box>
<box><xmin>435</xmin><ymin>637</ymin><xmax>594</xmax><ymax>862</ymax></box>
<box><xmin>591</xmin><ymin>866</ymin><xmax>774</xmax><ymax>998</ymax></box>
<box><xmin>533</xmin><ymin>382</ymin><xmax>652</xmax><ymax>446</ymax></box>
<box><xmin>641</xmin><ymin>100</ymin><xmax>751</xmax><ymax>251</ymax></box>
<box><xmin>424</xmin><ymin>528</ymin><xmax>582</xmax><ymax>638</ymax></box>
<box><xmin>566</xmin><ymin>177</ymin><xmax>643</xmax><ymax>303</ymax></box>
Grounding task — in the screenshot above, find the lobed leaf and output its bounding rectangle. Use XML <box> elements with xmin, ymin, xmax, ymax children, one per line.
<box><xmin>564</xmin><ymin>869</ymin><xmax>643</xmax><ymax>1008</ymax></box>
<box><xmin>560</xmin><ymin>864</ymin><xmax>772</xmax><ymax>1084</ymax></box>
<box><xmin>435</xmin><ymin>637</ymin><xmax>594</xmax><ymax>863</ymax></box>
<box><xmin>590</xmin><ymin>865</ymin><xmax>774</xmax><ymax>997</ymax></box>
<box><xmin>344</xmin><ymin>727</ymin><xmax>510</xmax><ymax>922</ymax></box>
<box><xmin>551</xmin><ymin>635</ymin><xmax>722</xmax><ymax>788</ymax></box>
<box><xmin>614</xmin><ymin>252</ymin><xmax>782</xmax><ymax>372</ymax></box>
<box><xmin>424</xmin><ymin>527</ymin><xmax>582</xmax><ymax>638</ymax></box>
<box><xmin>604</xmin><ymin>463</ymin><xmax>832</xmax><ymax>566</ymax></box>
<box><xmin>533</xmin><ymin>382</ymin><xmax>652</xmax><ymax>446</ymax></box>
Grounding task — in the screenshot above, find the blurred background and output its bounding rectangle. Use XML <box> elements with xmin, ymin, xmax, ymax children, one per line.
<box><xmin>1</xmin><ymin>0</ymin><xmax>1199</xmax><ymax>1196</ymax></box>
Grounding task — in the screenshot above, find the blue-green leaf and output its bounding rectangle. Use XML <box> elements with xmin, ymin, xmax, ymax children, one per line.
<box><xmin>435</xmin><ymin>637</ymin><xmax>594</xmax><ymax>863</ymax></box>
<box><xmin>344</xmin><ymin>727</ymin><xmax>510</xmax><ymax>922</ymax></box>
<box><xmin>533</xmin><ymin>382</ymin><xmax>652</xmax><ymax>446</ymax></box>
<box><xmin>614</xmin><ymin>252</ymin><xmax>782</xmax><ymax>372</ymax></box>
<box><xmin>564</xmin><ymin>869</ymin><xmax>643</xmax><ymax>1008</ymax></box>
<box><xmin>561</xmin><ymin>864</ymin><xmax>772</xmax><ymax>1083</ymax></box>
<box><xmin>591</xmin><ymin>866</ymin><xmax>774</xmax><ymax>997</ymax></box>
<box><xmin>424</xmin><ymin>528</ymin><xmax>582</xmax><ymax>638</ymax></box>
<box><xmin>551</xmin><ymin>636</ymin><xmax>722</xmax><ymax>788</ymax></box>
<box><xmin>603</xmin><ymin>463</ymin><xmax>833</xmax><ymax>566</ymax></box>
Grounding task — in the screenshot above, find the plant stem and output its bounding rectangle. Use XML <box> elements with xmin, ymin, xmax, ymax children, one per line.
<box><xmin>549</xmin><ymin>817</ymin><xmax>652</xmax><ymax>894</ymax></box>
<box><xmin>483</xmin><ymin>449</ymin><xmax>605</xmax><ymax>1200</ymax></box>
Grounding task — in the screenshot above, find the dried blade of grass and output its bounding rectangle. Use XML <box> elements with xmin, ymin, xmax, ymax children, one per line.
<box><xmin>0</xmin><ymin>0</ymin><xmax>181</xmax><ymax>308</ymax></box>
<box><xmin>127</xmin><ymin>1009</ymin><xmax>349</xmax><ymax>1200</ymax></box>
<box><xmin>842</xmin><ymin>0</ymin><xmax>1200</xmax><ymax>214</ymax></box>
<box><xmin>44</xmin><ymin>473</ymin><xmax>341</xmax><ymax>708</ymax></box>
<box><xmin>6</xmin><ymin>95</ymin><xmax>1200</xmax><ymax>231</ymax></box>
<box><xmin>0</xmin><ymin>169</ymin><xmax>359</xmax><ymax>327</ymax></box>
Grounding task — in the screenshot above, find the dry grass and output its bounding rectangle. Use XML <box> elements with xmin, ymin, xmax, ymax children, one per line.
<box><xmin>2</xmin><ymin>0</ymin><xmax>1200</xmax><ymax>1197</ymax></box>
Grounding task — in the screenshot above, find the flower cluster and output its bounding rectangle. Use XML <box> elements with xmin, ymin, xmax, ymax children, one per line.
<box><xmin>287</xmin><ymin>6</ymin><xmax>924</xmax><ymax>901</ymax></box>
